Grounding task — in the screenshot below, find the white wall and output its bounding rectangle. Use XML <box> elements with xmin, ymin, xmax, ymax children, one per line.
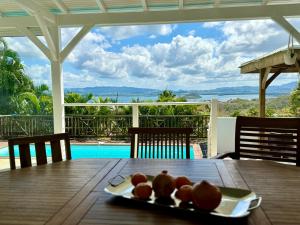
<box><xmin>216</xmin><ymin>117</ymin><xmax>236</xmax><ymax>154</ymax></box>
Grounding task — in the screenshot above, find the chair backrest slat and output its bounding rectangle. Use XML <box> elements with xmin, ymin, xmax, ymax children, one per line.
<box><xmin>64</xmin><ymin>135</ymin><xmax>71</xmax><ymax>160</ymax></box>
<box><xmin>50</xmin><ymin>140</ymin><xmax>62</xmax><ymax>162</ymax></box>
<box><xmin>186</xmin><ymin>132</ymin><xmax>191</xmax><ymax>159</ymax></box>
<box><xmin>19</xmin><ymin>144</ymin><xmax>32</xmax><ymax>168</ymax></box>
<box><xmin>235</xmin><ymin>116</ymin><xmax>300</xmax><ymax>166</ymax></box>
<box><xmin>35</xmin><ymin>142</ymin><xmax>47</xmax><ymax>165</ymax></box>
<box><xmin>8</xmin><ymin>144</ymin><xmax>16</xmax><ymax>170</ymax></box>
<box><xmin>8</xmin><ymin>133</ymin><xmax>71</xmax><ymax>170</ymax></box>
<box><xmin>128</xmin><ymin>128</ymin><xmax>193</xmax><ymax>159</ymax></box>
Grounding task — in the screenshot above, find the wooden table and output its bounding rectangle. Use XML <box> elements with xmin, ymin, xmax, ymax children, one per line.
<box><xmin>0</xmin><ymin>159</ymin><xmax>299</xmax><ymax>225</ymax></box>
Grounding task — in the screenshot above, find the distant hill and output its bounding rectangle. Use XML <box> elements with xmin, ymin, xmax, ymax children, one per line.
<box><xmin>66</xmin><ymin>81</ymin><xmax>298</xmax><ymax>97</ymax></box>
<box><xmin>176</xmin><ymin>81</ymin><xmax>298</xmax><ymax>96</ymax></box>
<box><xmin>67</xmin><ymin>86</ymin><xmax>160</xmax><ymax>96</ymax></box>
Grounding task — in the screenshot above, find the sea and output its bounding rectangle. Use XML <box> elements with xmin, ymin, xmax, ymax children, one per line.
<box><xmin>99</xmin><ymin>94</ymin><xmax>282</xmax><ymax>103</ymax></box>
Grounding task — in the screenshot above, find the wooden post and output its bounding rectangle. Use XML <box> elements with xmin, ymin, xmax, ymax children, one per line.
<box><xmin>259</xmin><ymin>67</ymin><xmax>270</xmax><ymax>117</ymax></box>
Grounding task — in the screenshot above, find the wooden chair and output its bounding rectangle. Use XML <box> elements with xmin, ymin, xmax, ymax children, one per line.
<box><xmin>216</xmin><ymin>116</ymin><xmax>300</xmax><ymax>166</ymax></box>
<box><xmin>128</xmin><ymin>128</ymin><xmax>193</xmax><ymax>159</ymax></box>
<box><xmin>8</xmin><ymin>133</ymin><xmax>71</xmax><ymax>170</ymax></box>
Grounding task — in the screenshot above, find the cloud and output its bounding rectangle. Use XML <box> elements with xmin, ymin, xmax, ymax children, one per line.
<box><xmin>202</xmin><ymin>22</ymin><xmax>223</xmax><ymax>28</ymax></box>
<box><xmin>24</xmin><ymin>64</ymin><xmax>51</xmax><ymax>86</ymax></box>
<box><xmin>4</xmin><ymin>37</ymin><xmax>47</xmax><ymax>60</ymax></box>
<box><xmin>99</xmin><ymin>24</ymin><xmax>176</xmax><ymax>41</ymax></box>
<box><xmin>7</xmin><ymin>20</ymin><xmax>300</xmax><ymax>91</ymax></box>
<box><xmin>64</xmin><ymin>29</ymin><xmax>111</xmax><ymax>64</ymax></box>
<box><xmin>217</xmin><ymin>20</ymin><xmax>282</xmax><ymax>54</ymax></box>
<box><xmin>65</xmin><ymin>34</ymin><xmax>218</xmax><ymax>84</ymax></box>
<box><xmin>62</xmin><ymin>19</ymin><xmax>299</xmax><ymax>90</ymax></box>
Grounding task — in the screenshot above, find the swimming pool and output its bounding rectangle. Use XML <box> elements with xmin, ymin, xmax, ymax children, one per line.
<box><xmin>0</xmin><ymin>144</ymin><xmax>194</xmax><ymax>159</ymax></box>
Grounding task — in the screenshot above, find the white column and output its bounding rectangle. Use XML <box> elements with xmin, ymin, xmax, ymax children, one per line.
<box><xmin>22</xmin><ymin>23</ymin><xmax>92</xmax><ymax>134</ymax></box>
<box><xmin>51</xmin><ymin>60</ymin><xmax>65</xmax><ymax>133</ymax></box>
<box><xmin>208</xmin><ymin>99</ymin><xmax>218</xmax><ymax>157</ymax></box>
<box><xmin>49</xmin><ymin>26</ymin><xmax>65</xmax><ymax>133</ymax></box>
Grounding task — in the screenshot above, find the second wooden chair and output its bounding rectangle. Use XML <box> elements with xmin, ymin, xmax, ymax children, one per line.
<box><xmin>128</xmin><ymin>128</ymin><xmax>193</xmax><ymax>159</ymax></box>
<box><xmin>216</xmin><ymin>116</ymin><xmax>300</xmax><ymax>166</ymax></box>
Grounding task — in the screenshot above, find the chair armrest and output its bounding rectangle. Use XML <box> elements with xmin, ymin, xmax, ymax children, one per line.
<box><xmin>212</xmin><ymin>152</ymin><xmax>235</xmax><ymax>159</ymax></box>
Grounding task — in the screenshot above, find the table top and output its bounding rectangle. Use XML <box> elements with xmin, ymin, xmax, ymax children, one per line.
<box><xmin>0</xmin><ymin>159</ymin><xmax>299</xmax><ymax>225</ymax></box>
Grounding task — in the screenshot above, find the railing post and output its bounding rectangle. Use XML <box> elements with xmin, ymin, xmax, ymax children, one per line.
<box><xmin>132</xmin><ymin>105</ymin><xmax>139</xmax><ymax>128</ymax></box>
<box><xmin>208</xmin><ymin>99</ymin><xmax>218</xmax><ymax>158</ymax></box>
<box><xmin>132</xmin><ymin>104</ymin><xmax>139</xmax><ymax>158</ymax></box>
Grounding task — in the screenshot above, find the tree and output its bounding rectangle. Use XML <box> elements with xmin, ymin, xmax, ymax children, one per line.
<box><xmin>34</xmin><ymin>84</ymin><xmax>52</xmax><ymax>114</ymax></box>
<box><xmin>158</xmin><ymin>90</ymin><xmax>176</xmax><ymax>102</ymax></box>
<box><xmin>0</xmin><ymin>38</ymin><xmax>35</xmax><ymax>114</ymax></box>
<box><xmin>290</xmin><ymin>81</ymin><xmax>300</xmax><ymax>116</ymax></box>
<box><xmin>64</xmin><ymin>92</ymin><xmax>93</xmax><ymax>114</ymax></box>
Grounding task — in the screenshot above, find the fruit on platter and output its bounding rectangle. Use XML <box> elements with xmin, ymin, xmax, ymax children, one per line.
<box><xmin>131</xmin><ymin>172</ymin><xmax>148</xmax><ymax>186</ymax></box>
<box><xmin>175</xmin><ymin>185</ymin><xmax>193</xmax><ymax>202</ymax></box>
<box><xmin>192</xmin><ymin>180</ymin><xmax>222</xmax><ymax>211</ymax></box>
<box><xmin>152</xmin><ymin>170</ymin><xmax>176</xmax><ymax>198</ymax></box>
<box><xmin>133</xmin><ymin>183</ymin><xmax>153</xmax><ymax>200</ymax></box>
<box><xmin>174</xmin><ymin>176</ymin><xmax>192</xmax><ymax>189</ymax></box>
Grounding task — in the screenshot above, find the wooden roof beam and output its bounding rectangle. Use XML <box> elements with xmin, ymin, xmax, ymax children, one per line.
<box><xmin>95</xmin><ymin>0</ymin><xmax>107</xmax><ymax>12</ymax></box>
<box><xmin>265</xmin><ymin>70</ymin><xmax>282</xmax><ymax>89</ymax></box>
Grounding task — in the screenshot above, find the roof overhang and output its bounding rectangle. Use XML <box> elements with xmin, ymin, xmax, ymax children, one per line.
<box><xmin>1</xmin><ymin>1</ymin><xmax>300</xmax><ymax>37</ymax></box>
<box><xmin>240</xmin><ymin>46</ymin><xmax>300</xmax><ymax>74</ymax></box>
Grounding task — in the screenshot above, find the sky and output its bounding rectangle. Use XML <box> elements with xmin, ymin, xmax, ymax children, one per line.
<box><xmin>4</xmin><ymin>19</ymin><xmax>300</xmax><ymax>91</ymax></box>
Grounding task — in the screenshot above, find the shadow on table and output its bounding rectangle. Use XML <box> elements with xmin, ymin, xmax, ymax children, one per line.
<box><xmin>107</xmin><ymin>196</ymin><xmax>249</xmax><ymax>225</ymax></box>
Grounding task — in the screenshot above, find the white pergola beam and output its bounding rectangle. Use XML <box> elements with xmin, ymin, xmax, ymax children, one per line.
<box><xmin>179</xmin><ymin>0</ymin><xmax>183</xmax><ymax>9</ymax></box>
<box><xmin>263</xmin><ymin>0</ymin><xmax>271</xmax><ymax>5</ymax></box>
<box><xmin>2</xmin><ymin>4</ymin><xmax>300</xmax><ymax>30</ymax></box>
<box><xmin>60</xmin><ymin>24</ymin><xmax>94</xmax><ymax>62</ymax></box>
<box><xmin>95</xmin><ymin>0</ymin><xmax>107</xmax><ymax>12</ymax></box>
<box><xmin>0</xmin><ymin>17</ymin><xmax>38</xmax><ymax>28</ymax></box>
<box><xmin>57</xmin><ymin>4</ymin><xmax>300</xmax><ymax>27</ymax></box>
<box><xmin>214</xmin><ymin>0</ymin><xmax>221</xmax><ymax>7</ymax></box>
<box><xmin>35</xmin><ymin>14</ymin><xmax>57</xmax><ymax>61</ymax></box>
<box><xmin>15</xmin><ymin>0</ymin><xmax>56</xmax><ymax>24</ymax></box>
<box><xmin>272</xmin><ymin>16</ymin><xmax>300</xmax><ymax>44</ymax></box>
<box><xmin>141</xmin><ymin>0</ymin><xmax>148</xmax><ymax>11</ymax></box>
<box><xmin>52</xmin><ymin>0</ymin><xmax>69</xmax><ymax>14</ymax></box>
<box><xmin>18</xmin><ymin>26</ymin><xmax>51</xmax><ymax>59</ymax></box>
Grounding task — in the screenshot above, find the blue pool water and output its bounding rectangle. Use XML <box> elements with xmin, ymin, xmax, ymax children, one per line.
<box><xmin>0</xmin><ymin>145</ymin><xmax>194</xmax><ymax>159</ymax></box>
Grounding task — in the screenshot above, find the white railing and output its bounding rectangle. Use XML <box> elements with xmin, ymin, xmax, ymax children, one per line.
<box><xmin>63</xmin><ymin>100</ymin><xmax>219</xmax><ymax>157</ymax></box>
